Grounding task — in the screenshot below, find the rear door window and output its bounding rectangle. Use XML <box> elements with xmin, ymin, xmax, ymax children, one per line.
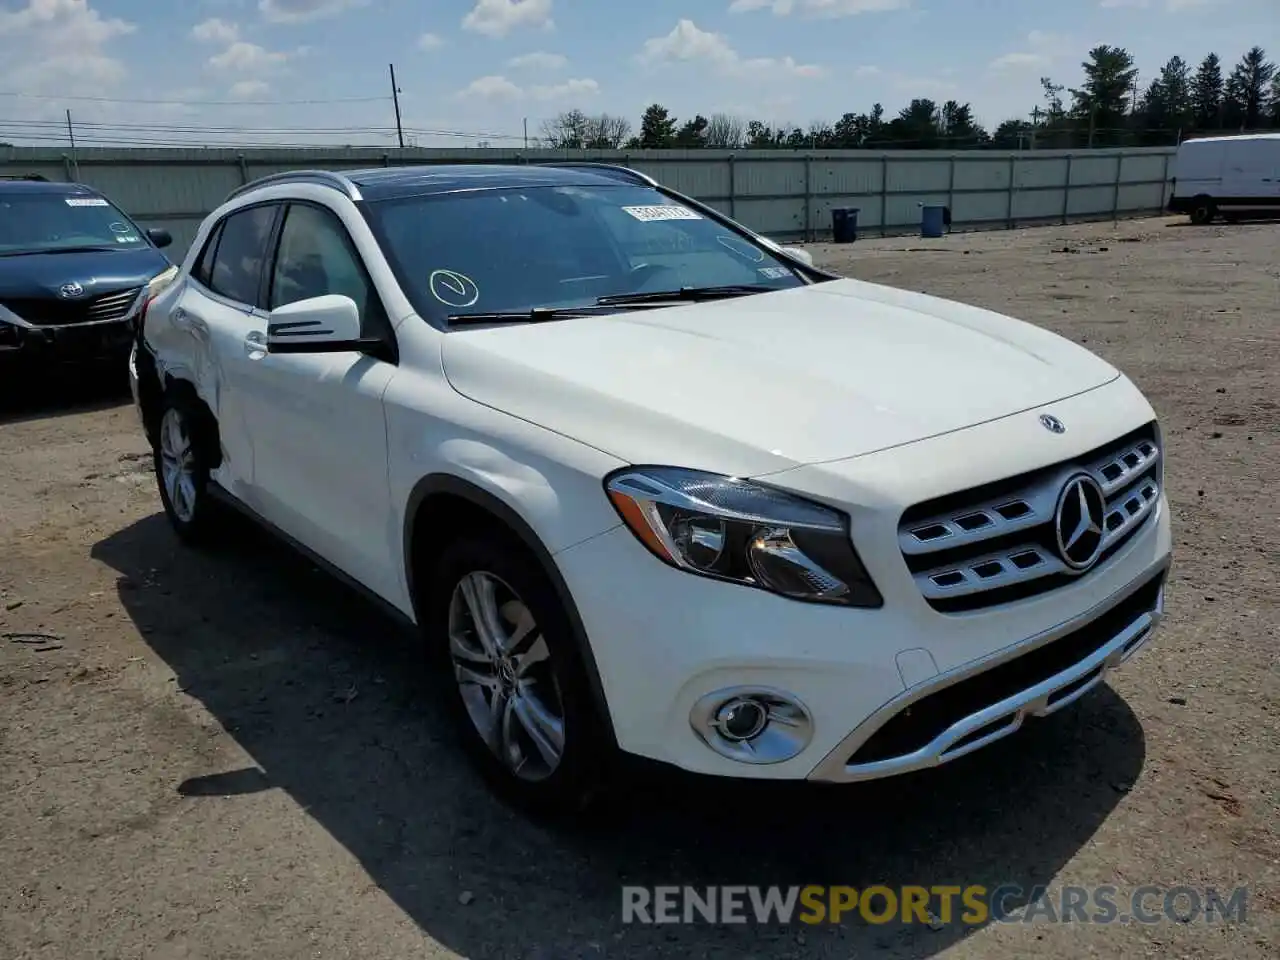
<box><xmin>206</xmin><ymin>205</ymin><xmax>279</xmax><ymax>306</ymax></box>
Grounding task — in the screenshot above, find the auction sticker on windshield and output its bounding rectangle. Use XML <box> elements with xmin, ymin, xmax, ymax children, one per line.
<box><xmin>622</xmin><ymin>205</ymin><xmax>703</xmax><ymax>222</ymax></box>
<box><xmin>65</xmin><ymin>197</ymin><xmax>109</xmax><ymax>207</ymax></box>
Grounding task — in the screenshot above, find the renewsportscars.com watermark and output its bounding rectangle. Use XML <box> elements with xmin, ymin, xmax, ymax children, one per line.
<box><xmin>621</xmin><ymin>885</ymin><xmax>1250</xmax><ymax>927</ymax></box>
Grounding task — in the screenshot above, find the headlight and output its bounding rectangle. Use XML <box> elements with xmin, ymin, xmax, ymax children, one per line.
<box><xmin>604</xmin><ymin>466</ymin><xmax>882</xmax><ymax>607</ymax></box>
<box><xmin>147</xmin><ymin>265</ymin><xmax>179</xmax><ymax>298</ymax></box>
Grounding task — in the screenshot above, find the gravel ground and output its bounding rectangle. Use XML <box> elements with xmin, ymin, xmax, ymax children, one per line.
<box><xmin>1</xmin><ymin>216</ymin><xmax>1276</xmax><ymax>960</ymax></box>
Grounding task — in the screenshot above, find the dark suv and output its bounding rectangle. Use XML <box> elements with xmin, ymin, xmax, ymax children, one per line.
<box><xmin>0</xmin><ymin>176</ymin><xmax>176</xmax><ymax>373</ymax></box>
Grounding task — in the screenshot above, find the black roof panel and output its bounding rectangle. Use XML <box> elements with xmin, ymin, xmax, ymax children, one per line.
<box><xmin>345</xmin><ymin>163</ymin><xmax>639</xmax><ymax>200</ymax></box>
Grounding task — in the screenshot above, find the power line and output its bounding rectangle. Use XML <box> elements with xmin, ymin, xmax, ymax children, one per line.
<box><xmin>0</xmin><ymin>118</ymin><xmax>530</xmax><ymax>148</ymax></box>
<box><xmin>0</xmin><ymin>91</ymin><xmax>389</xmax><ymax>107</ymax></box>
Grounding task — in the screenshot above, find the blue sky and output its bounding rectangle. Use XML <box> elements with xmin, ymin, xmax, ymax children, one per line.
<box><xmin>0</xmin><ymin>0</ymin><xmax>1275</xmax><ymax>148</ymax></box>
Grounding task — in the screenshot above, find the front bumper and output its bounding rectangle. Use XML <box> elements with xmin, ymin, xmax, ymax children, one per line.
<box><xmin>0</xmin><ymin>315</ymin><xmax>136</xmax><ymax>367</ymax></box>
<box><xmin>556</xmin><ymin>500</ymin><xmax>1170</xmax><ymax>782</ymax></box>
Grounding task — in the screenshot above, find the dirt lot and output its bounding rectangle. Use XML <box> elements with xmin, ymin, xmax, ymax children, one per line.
<box><xmin>1</xmin><ymin>216</ymin><xmax>1277</xmax><ymax>960</ymax></box>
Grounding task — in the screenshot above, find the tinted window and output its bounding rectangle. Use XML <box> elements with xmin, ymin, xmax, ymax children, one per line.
<box><xmin>269</xmin><ymin>203</ymin><xmax>388</xmax><ymax>338</ymax></box>
<box><xmin>192</xmin><ymin>222</ymin><xmax>223</xmax><ymax>287</ymax></box>
<box><xmin>363</xmin><ymin>183</ymin><xmax>803</xmax><ymax>321</ymax></box>
<box><xmin>207</xmin><ymin>205</ymin><xmax>277</xmax><ymax>305</ymax></box>
<box><xmin>0</xmin><ymin>192</ymin><xmax>149</xmax><ymax>255</ymax></box>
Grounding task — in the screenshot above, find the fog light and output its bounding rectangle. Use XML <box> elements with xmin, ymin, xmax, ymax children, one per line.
<box><xmin>714</xmin><ymin>698</ymin><xmax>768</xmax><ymax>741</ymax></box>
<box><xmin>690</xmin><ymin>686</ymin><xmax>813</xmax><ymax>765</ymax></box>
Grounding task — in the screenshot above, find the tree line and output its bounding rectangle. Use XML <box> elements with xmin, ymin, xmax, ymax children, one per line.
<box><xmin>540</xmin><ymin>45</ymin><xmax>1279</xmax><ymax>150</ymax></box>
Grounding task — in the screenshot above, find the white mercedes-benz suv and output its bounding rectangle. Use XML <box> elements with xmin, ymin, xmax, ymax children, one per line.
<box><xmin>129</xmin><ymin>163</ymin><xmax>1171</xmax><ymax>813</ymax></box>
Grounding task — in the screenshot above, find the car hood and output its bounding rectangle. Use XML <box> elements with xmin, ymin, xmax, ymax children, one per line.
<box><xmin>0</xmin><ymin>246</ymin><xmax>170</xmax><ymax>300</ymax></box>
<box><xmin>441</xmin><ymin>278</ymin><xmax>1121</xmax><ymax>477</ymax></box>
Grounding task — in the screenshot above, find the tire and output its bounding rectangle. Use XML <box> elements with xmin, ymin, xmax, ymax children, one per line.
<box><xmin>1189</xmin><ymin>198</ymin><xmax>1216</xmax><ymax>225</ymax></box>
<box><xmin>153</xmin><ymin>387</ymin><xmax>219</xmax><ymax>546</ymax></box>
<box><xmin>425</xmin><ymin>531</ymin><xmax>611</xmax><ymax>816</ymax></box>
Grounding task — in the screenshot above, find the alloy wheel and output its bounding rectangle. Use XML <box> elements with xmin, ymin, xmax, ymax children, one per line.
<box><xmin>158</xmin><ymin>407</ymin><xmax>198</xmax><ymax>523</ymax></box>
<box><xmin>447</xmin><ymin>570</ymin><xmax>566</xmax><ymax>782</ymax></box>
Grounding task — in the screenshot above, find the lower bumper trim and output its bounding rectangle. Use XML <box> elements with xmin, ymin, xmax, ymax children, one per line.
<box><xmin>807</xmin><ymin>566</ymin><xmax>1166</xmax><ymax>783</ymax></box>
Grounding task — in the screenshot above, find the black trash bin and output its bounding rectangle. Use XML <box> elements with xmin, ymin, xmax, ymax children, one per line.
<box><xmin>832</xmin><ymin>207</ymin><xmax>860</xmax><ymax>243</ymax></box>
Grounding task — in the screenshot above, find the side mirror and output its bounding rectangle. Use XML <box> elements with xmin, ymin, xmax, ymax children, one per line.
<box><xmin>266</xmin><ymin>294</ymin><xmax>377</xmax><ymax>354</ymax></box>
<box><xmin>146</xmin><ymin>228</ymin><xmax>173</xmax><ymax>249</ymax></box>
<box><xmin>778</xmin><ymin>246</ymin><xmax>814</xmax><ymax>267</ymax></box>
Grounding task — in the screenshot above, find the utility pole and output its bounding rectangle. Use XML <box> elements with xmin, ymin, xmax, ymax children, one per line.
<box><xmin>389</xmin><ymin>63</ymin><xmax>404</xmax><ymax>148</ymax></box>
<box><xmin>65</xmin><ymin>109</ymin><xmax>79</xmax><ymax>180</ymax></box>
<box><xmin>523</xmin><ymin>117</ymin><xmax>528</xmax><ymax>149</ymax></box>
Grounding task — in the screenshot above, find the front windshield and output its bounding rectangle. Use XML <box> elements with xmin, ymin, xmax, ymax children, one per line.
<box><xmin>363</xmin><ymin>183</ymin><xmax>805</xmax><ymax>321</ymax></box>
<box><xmin>0</xmin><ymin>193</ymin><xmax>149</xmax><ymax>255</ymax></box>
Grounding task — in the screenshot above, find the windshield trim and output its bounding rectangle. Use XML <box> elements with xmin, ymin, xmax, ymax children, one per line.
<box><xmin>358</xmin><ymin>180</ymin><xmax>833</xmax><ymax>332</ymax></box>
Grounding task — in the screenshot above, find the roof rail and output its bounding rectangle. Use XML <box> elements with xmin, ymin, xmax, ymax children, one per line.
<box><xmin>0</xmin><ymin>173</ymin><xmax>50</xmax><ymax>182</ymax></box>
<box><xmin>226</xmin><ymin>169</ymin><xmax>361</xmax><ymax>203</ymax></box>
<box><xmin>537</xmin><ymin>161</ymin><xmax>659</xmax><ymax>187</ymax></box>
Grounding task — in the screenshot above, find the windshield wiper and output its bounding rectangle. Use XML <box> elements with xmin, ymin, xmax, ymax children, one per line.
<box><xmin>595</xmin><ymin>284</ymin><xmax>777</xmax><ymax>306</ymax></box>
<box><xmin>447</xmin><ymin>305</ymin><xmax>616</xmax><ymax>325</ymax></box>
<box><xmin>0</xmin><ymin>245</ymin><xmax>121</xmax><ymax>257</ymax></box>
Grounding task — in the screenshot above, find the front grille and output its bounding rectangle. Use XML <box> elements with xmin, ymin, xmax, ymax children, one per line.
<box><xmin>0</xmin><ymin>286</ymin><xmax>142</xmax><ymax>326</ymax></box>
<box><xmin>899</xmin><ymin>422</ymin><xmax>1162</xmax><ymax>613</ymax></box>
<box><xmin>847</xmin><ymin>569</ymin><xmax>1165</xmax><ymax>765</ymax></box>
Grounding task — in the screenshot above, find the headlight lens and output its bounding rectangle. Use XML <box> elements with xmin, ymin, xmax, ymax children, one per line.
<box><xmin>605</xmin><ymin>466</ymin><xmax>882</xmax><ymax>607</ymax></box>
<box><xmin>148</xmin><ymin>265</ymin><xmax>179</xmax><ymax>297</ymax></box>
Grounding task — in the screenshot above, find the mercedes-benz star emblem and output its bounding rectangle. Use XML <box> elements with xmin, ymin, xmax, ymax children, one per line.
<box><xmin>58</xmin><ymin>282</ymin><xmax>85</xmax><ymax>299</ymax></box>
<box><xmin>1039</xmin><ymin>414</ymin><xmax>1066</xmax><ymax>434</ymax></box>
<box><xmin>1054</xmin><ymin>474</ymin><xmax>1107</xmax><ymax>571</ymax></box>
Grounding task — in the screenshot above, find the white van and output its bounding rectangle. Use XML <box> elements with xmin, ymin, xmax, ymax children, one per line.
<box><xmin>1168</xmin><ymin>133</ymin><xmax>1280</xmax><ymax>223</ymax></box>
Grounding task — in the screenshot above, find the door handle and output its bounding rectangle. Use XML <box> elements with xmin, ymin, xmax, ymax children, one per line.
<box><xmin>244</xmin><ymin>330</ymin><xmax>267</xmax><ymax>356</ymax></box>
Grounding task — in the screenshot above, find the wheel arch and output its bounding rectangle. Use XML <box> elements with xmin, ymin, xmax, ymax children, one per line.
<box><xmin>403</xmin><ymin>474</ymin><xmax>617</xmax><ymax>747</ymax></box>
<box><xmin>158</xmin><ymin>370</ymin><xmax>223</xmax><ymax>470</ymax></box>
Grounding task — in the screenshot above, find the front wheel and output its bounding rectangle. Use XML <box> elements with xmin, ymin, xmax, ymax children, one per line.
<box><xmin>427</xmin><ymin>533</ymin><xmax>611</xmax><ymax>815</ymax></box>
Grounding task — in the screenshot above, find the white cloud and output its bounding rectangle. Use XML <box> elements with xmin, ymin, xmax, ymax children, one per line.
<box><xmin>988</xmin><ymin>30</ymin><xmax>1073</xmax><ymax>71</ymax></box>
<box><xmin>229</xmin><ymin>79</ymin><xmax>271</xmax><ymax>99</ymax></box>
<box><xmin>191</xmin><ymin>17</ymin><xmax>239</xmax><ymax>44</ymax></box>
<box><xmin>641</xmin><ymin>19</ymin><xmax>736</xmax><ymax>65</ymax></box>
<box><xmin>258</xmin><ymin>0</ymin><xmax>368</xmax><ymax>23</ymax></box>
<box><xmin>462</xmin><ymin>0</ymin><xmax>553</xmax><ymax>38</ymax></box>
<box><xmin>0</xmin><ymin>1</ymin><xmax>135</xmax><ymax>94</ymax></box>
<box><xmin>209</xmin><ymin>40</ymin><xmax>290</xmax><ymax>72</ymax></box>
<box><xmin>456</xmin><ymin>74</ymin><xmax>525</xmax><ymax>100</ymax></box>
<box><xmin>455</xmin><ymin>73</ymin><xmax>598</xmax><ymax>102</ymax></box>
<box><xmin>0</xmin><ymin>0</ymin><xmax>133</xmax><ymax>45</ymax></box>
<box><xmin>531</xmin><ymin>77</ymin><xmax>598</xmax><ymax>100</ymax></box>
<box><xmin>508</xmin><ymin>50</ymin><xmax>566</xmax><ymax>70</ymax></box>
<box><xmin>418</xmin><ymin>32</ymin><xmax>443</xmax><ymax>50</ymax></box>
<box><xmin>729</xmin><ymin>0</ymin><xmax>911</xmax><ymax>16</ymax></box>
<box><xmin>1099</xmin><ymin>0</ymin><xmax>1219</xmax><ymax>8</ymax></box>
<box><xmin>638</xmin><ymin>19</ymin><xmax>822</xmax><ymax>79</ymax></box>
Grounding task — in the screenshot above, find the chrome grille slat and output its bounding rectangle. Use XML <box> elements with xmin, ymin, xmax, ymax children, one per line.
<box><xmin>1089</xmin><ymin>439</ymin><xmax>1160</xmax><ymax>496</ymax></box>
<box><xmin>901</xmin><ymin>427</ymin><xmax>1162</xmax><ymax>612</ymax></box>
<box><xmin>1</xmin><ymin>286</ymin><xmax>143</xmax><ymax>326</ymax></box>
<box><xmin>919</xmin><ymin>544</ymin><xmax>1068</xmax><ymax>599</ymax></box>
<box><xmin>85</xmin><ymin>288</ymin><xmax>142</xmax><ymax>322</ymax></box>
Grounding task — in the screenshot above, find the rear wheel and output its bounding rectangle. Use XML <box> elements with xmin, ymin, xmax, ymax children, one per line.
<box><xmin>426</xmin><ymin>532</ymin><xmax>610</xmax><ymax>815</ymax></box>
<box><xmin>1189</xmin><ymin>197</ymin><xmax>1216</xmax><ymax>225</ymax></box>
<box><xmin>154</xmin><ymin>389</ymin><xmax>219</xmax><ymax>545</ymax></box>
